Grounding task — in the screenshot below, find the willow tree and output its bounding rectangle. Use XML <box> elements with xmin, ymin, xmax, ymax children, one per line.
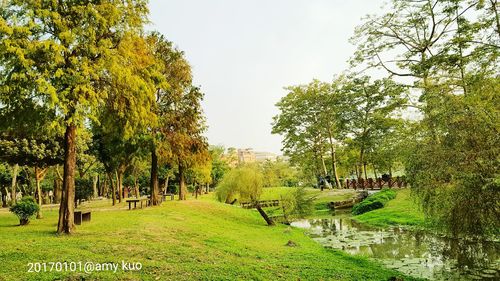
<box><xmin>0</xmin><ymin>0</ymin><xmax>148</xmax><ymax>234</ymax></box>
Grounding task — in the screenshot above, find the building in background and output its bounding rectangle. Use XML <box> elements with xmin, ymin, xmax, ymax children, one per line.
<box><xmin>238</xmin><ymin>148</ymin><xmax>256</xmax><ymax>164</ymax></box>
<box><xmin>254</xmin><ymin>151</ymin><xmax>278</xmax><ymax>162</ymax></box>
<box><xmin>223</xmin><ymin>148</ymin><xmax>282</xmax><ymax>166</ymax></box>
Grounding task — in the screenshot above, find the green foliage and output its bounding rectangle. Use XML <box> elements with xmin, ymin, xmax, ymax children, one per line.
<box><xmin>215</xmin><ymin>165</ymin><xmax>263</xmax><ymax>203</ymax></box>
<box><xmin>9</xmin><ymin>196</ymin><xmax>39</xmax><ymax>223</ymax></box>
<box><xmin>281</xmin><ymin>187</ymin><xmax>316</xmax><ymax>219</ymax></box>
<box><xmin>406</xmin><ymin>78</ymin><xmax>500</xmax><ymax>237</ymax></box>
<box><xmin>260</xmin><ymin>159</ymin><xmax>299</xmax><ymax>187</ymax></box>
<box><xmin>352</xmin><ymin>189</ymin><xmax>396</xmax><ymax>215</ymax></box>
<box><xmin>75</xmin><ymin>178</ymin><xmax>94</xmax><ymax>203</ymax></box>
<box><xmin>209</xmin><ymin>145</ymin><xmax>230</xmax><ymax>187</ymax></box>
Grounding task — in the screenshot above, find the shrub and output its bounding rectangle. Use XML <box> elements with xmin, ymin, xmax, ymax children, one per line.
<box><xmin>352</xmin><ymin>188</ymin><xmax>396</xmax><ymax>215</ymax></box>
<box><xmin>280</xmin><ymin>187</ymin><xmax>316</xmax><ymax>223</ymax></box>
<box><xmin>75</xmin><ymin>178</ymin><xmax>94</xmax><ymax>203</ymax></box>
<box><xmin>215</xmin><ymin>166</ymin><xmax>263</xmax><ymax>203</ymax></box>
<box><xmin>9</xmin><ymin>196</ymin><xmax>39</xmax><ymax>225</ymax></box>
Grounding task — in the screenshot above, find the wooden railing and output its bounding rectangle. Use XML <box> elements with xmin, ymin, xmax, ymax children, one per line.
<box><xmin>240</xmin><ymin>200</ymin><xmax>280</xmax><ymax>209</ymax></box>
<box><xmin>343</xmin><ymin>176</ymin><xmax>407</xmax><ymax>190</ymax></box>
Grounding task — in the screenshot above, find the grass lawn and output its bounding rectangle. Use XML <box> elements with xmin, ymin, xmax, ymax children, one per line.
<box><xmin>0</xmin><ymin>195</ymin><xmax>415</xmax><ymax>281</ymax></box>
<box><xmin>353</xmin><ymin>189</ymin><xmax>425</xmax><ymax>228</ymax></box>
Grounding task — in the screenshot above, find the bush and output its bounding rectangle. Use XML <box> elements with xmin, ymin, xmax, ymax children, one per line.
<box><xmin>9</xmin><ymin>196</ymin><xmax>39</xmax><ymax>225</ymax></box>
<box><xmin>215</xmin><ymin>166</ymin><xmax>263</xmax><ymax>203</ymax></box>
<box><xmin>352</xmin><ymin>188</ymin><xmax>396</xmax><ymax>215</ymax></box>
<box><xmin>75</xmin><ymin>178</ymin><xmax>94</xmax><ymax>203</ymax></box>
<box><xmin>281</xmin><ymin>187</ymin><xmax>316</xmax><ymax>221</ymax></box>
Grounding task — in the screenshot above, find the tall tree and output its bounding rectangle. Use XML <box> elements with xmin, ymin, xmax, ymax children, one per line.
<box><xmin>148</xmin><ymin>33</ymin><xmax>208</xmax><ymax>202</ymax></box>
<box><xmin>0</xmin><ymin>0</ymin><xmax>148</xmax><ymax>234</ymax></box>
<box><xmin>339</xmin><ymin>77</ymin><xmax>406</xmax><ymax>180</ymax></box>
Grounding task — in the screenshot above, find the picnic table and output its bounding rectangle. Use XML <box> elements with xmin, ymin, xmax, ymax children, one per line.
<box><xmin>126</xmin><ymin>198</ymin><xmax>150</xmax><ymax>210</ymax></box>
<box><xmin>163</xmin><ymin>193</ymin><xmax>175</xmax><ymax>201</ymax></box>
<box><xmin>74</xmin><ymin>210</ymin><xmax>91</xmax><ymax>225</ymax></box>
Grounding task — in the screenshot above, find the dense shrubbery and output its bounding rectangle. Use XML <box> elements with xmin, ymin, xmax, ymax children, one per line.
<box><xmin>352</xmin><ymin>188</ymin><xmax>396</xmax><ymax>215</ymax></box>
<box><xmin>9</xmin><ymin>196</ymin><xmax>39</xmax><ymax>225</ymax></box>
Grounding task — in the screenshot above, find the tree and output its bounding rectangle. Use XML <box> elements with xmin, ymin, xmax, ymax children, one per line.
<box><xmin>215</xmin><ymin>166</ymin><xmax>274</xmax><ymax>226</ymax></box>
<box><xmin>352</xmin><ymin>0</ymin><xmax>500</xmax><ymax>237</ymax></box>
<box><xmin>272</xmin><ymin>80</ymin><xmax>340</xmax><ymax>187</ymax></box>
<box><xmin>148</xmin><ymin>33</ymin><xmax>209</xmax><ymax>201</ymax></box>
<box><xmin>339</xmin><ymin>76</ymin><xmax>406</xmax><ymax>179</ymax></box>
<box><xmin>209</xmin><ymin>145</ymin><xmax>230</xmax><ymax>189</ymax></box>
<box><xmin>0</xmin><ymin>0</ymin><xmax>149</xmax><ymax>234</ymax></box>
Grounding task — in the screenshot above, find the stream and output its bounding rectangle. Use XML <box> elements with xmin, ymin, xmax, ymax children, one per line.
<box><xmin>291</xmin><ymin>211</ymin><xmax>500</xmax><ymax>280</ymax></box>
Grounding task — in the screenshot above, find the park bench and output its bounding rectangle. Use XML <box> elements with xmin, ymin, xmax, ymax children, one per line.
<box><xmin>126</xmin><ymin>198</ymin><xmax>150</xmax><ymax>210</ymax></box>
<box><xmin>74</xmin><ymin>210</ymin><xmax>91</xmax><ymax>225</ymax></box>
<box><xmin>163</xmin><ymin>193</ymin><xmax>175</xmax><ymax>201</ymax></box>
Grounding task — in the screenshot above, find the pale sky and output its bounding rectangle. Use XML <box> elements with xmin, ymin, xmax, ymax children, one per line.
<box><xmin>148</xmin><ymin>0</ymin><xmax>387</xmax><ymax>154</ymax></box>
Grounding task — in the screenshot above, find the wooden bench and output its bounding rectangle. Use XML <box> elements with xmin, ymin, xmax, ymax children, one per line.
<box><xmin>163</xmin><ymin>193</ymin><xmax>175</xmax><ymax>201</ymax></box>
<box><xmin>126</xmin><ymin>198</ymin><xmax>150</xmax><ymax>210</ymax></box>
<box><xmin>74</xmin><ymin>210</ymin><xmax>91</xmax><ymax>225</ymax></box>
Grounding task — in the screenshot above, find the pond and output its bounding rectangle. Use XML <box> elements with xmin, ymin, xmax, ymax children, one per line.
<box><xmin>291</xmin><ymin>212</ymin><xmax>500</xmax><ymax>280</ymax></box>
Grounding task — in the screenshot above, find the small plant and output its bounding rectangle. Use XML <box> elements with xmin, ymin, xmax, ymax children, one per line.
<box><xmin>9</xmin><ymin>196</ymin><xmax>40</xmax><ymax>225</ymax></box>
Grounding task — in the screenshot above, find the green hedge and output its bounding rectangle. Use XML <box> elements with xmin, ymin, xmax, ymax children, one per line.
<box><xmin>352</xmin><ymin>188</ymin><xmax>396</xmax><ymax>215</ymax></box>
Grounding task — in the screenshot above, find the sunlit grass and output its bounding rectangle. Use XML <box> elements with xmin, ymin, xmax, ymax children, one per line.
<box><xmin>0</xmin><ymin>194</ymin><xmax>414</xmax><ymax>281</ymax></box>
<box><xmin>353</xmin><ymin>189</ymin><xmax>425</xmax><ymax>227</ymax></box>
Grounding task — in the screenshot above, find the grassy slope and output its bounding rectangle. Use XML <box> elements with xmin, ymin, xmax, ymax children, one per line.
<box><xmin>353</xmin><ymin>189</ymin><xmax>425</xmax><ymax>227</ymax></box>
<box><xmin>0</xmin><ymin>197</ymin><xmax>414</xmax><ymax>281</ymax></box>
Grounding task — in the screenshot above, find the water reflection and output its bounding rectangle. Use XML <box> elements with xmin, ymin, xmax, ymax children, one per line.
<box><xmin>291</xmin><ymin>216</ymin><xmax>500</xmax><ymax>280</ymax></box>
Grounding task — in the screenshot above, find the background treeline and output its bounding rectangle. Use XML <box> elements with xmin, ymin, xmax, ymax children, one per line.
<box><xmin>272</xmin><ymin>0</ymin><xmax>499</xmax><ymax>238</ymax></box>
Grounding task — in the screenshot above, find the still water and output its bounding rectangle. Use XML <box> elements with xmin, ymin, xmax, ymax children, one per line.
<box><xmin>291</xmin><ymin>213</ymin><xmax>500</xmax><ymax>280</ymax></box>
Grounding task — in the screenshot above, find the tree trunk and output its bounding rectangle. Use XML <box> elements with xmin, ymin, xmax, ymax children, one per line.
<box><xmin>11</xmin><ymin>164</ymin><xmax>18</xmax><ymax>204</ymax></box>
<box><xmin>331</xmin><ymin>149</ymin><xmax>341</xmax><ymax>188</ymax></box>
<box><xmin>35</xmin><ymin>167</ymin><xmax>43</xmax><ymax>219</ymax></box>
<box><xmin>327</xmin><ymin>129</ymin><xmax>342</xmax><ymax>189</ymax></box>
<box><xmin>320</xmin><ymin>154</ymin><xmax>328</xmax><ymax>176</ymax></box>
<box><xmin>1</xmin><ymin>186</ymin><xmax>7</xmax><ymax>208</ymax></box>
<box><xmin>116</xmin><ymin>170</ymin><xmax>123</xmax><ymax>203</ymax></box>
<box><xmin>363</xmin><ymin>162</ymin><xmax>368</xmax><ymax>180</ymax></box>
<box><xmin>53</xmin><ymin>178</ymin><xmax>61</xmax><ymax>204</ymax></box>
<box><xmin>150</xmin><ymin>148</ymin><xmax>160</xmax><ymax>205</ymax></box>
<box><xmin>359</xmin><ymin>148</ymin><xmax>365</xmax><ymax>179</ymax></box>
<box><xmin>256</xmin><ymin>204</ymin><xmax>275</xmax><ymax>226</ymax></box>
<box><xmin>57</xmin><ymin>124</ymin><xmax>77</xmax><ymax>234</ymax></box>
<box><xmin>134</xmin><ymin>176</ymin><xmax>139</xmax><ymax>198</ymax></box>
<box><xmin>108</xmin><ymin>172</ymin><xmax>116</xmax><ymax>206</ymax></box>
<box><xmin>92</xmin><ymin>174</ymin><xmax>98</xmax><ymax>198</ymax></box>
<box><xmin>178</xmin><ymin>164</ymin><xmax>187</xmax><ymax>200</ymax></box>
<box><xmin>163</xmin><ymin>176</ymin><xmax>169</xmax><ymax>194</ymax></box>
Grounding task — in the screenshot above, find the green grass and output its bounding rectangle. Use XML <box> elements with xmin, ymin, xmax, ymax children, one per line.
<box><xmin>0</xmin><ymin>196</ymin><xmax>415</xmax><ymax>281</ymax></box>
<box><xmin>353</xmin><ymin>189</ymin><xmax>425</xmax><ymax>228</ymax></box>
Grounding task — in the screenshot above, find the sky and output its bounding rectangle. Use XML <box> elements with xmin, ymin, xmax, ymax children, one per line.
<box><xmin>148</xmin><ymin>0</ymin><xmax>387</xmax><ymax>154</ymax></box>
